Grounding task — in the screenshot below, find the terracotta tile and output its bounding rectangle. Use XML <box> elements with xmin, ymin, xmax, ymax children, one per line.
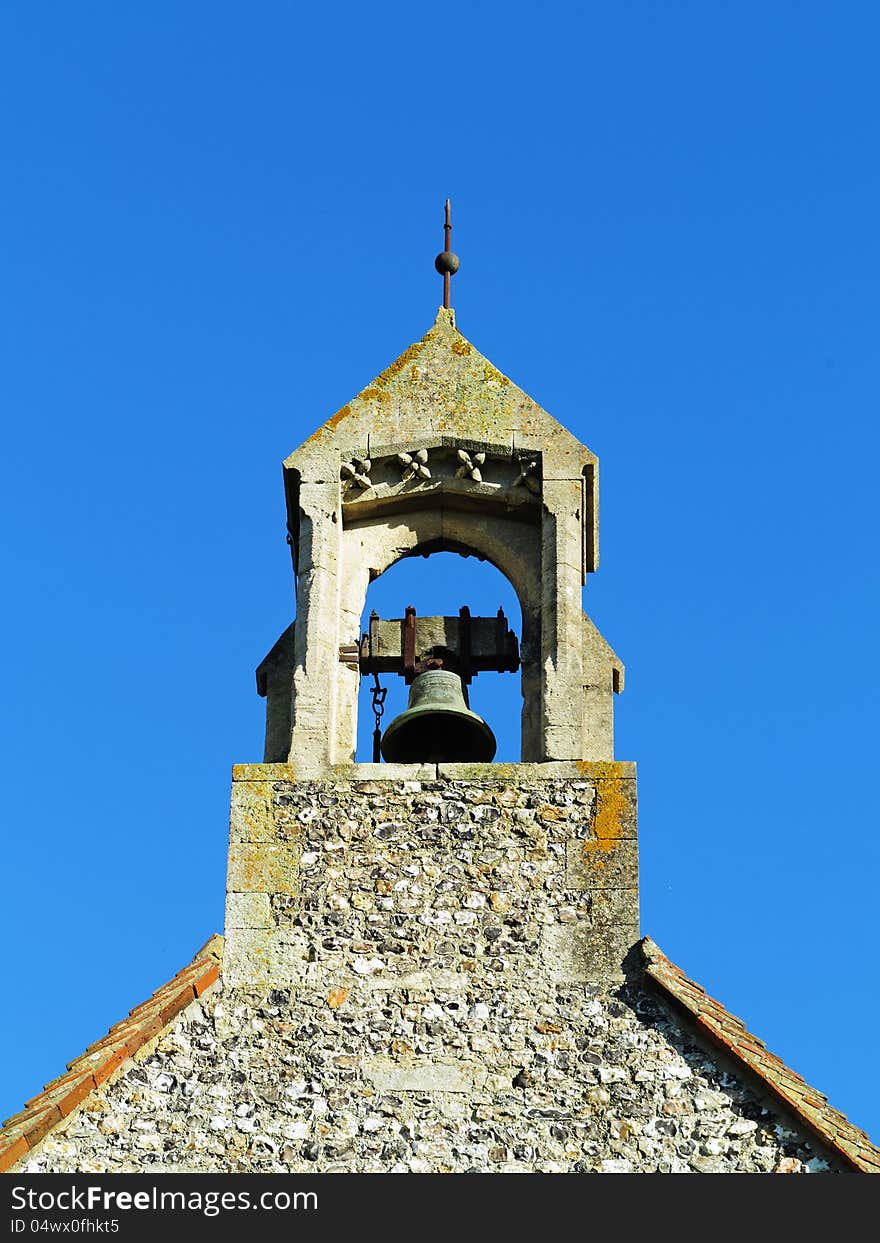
<box><xmin>22</xmin><ymin>1105</ymin><xmax>63</xmax><ymax>1148</ymax></box>
<box><xmin>0</xmin><ymin>1136</ymin><xmax>29</xmax><ymax>1173</ymax></box>
<box><xmin>192</xmin><ymin>963</ymin><xmax>219</xmax><ymax>996</ymax></box>
<box><xmin>155</xmin><ymin>990</ymin><xmax>194</xmax><ymax>1026</ymax></box>
<box><xmin>2</xmin><ymin>1107</ymin><xmax>39</xmax><ymax>1131</ymax></box>
<box><xmin>90</xmin><ymin>1046</ymin><xmax>131</xmax><ymax>1086</ymax></box>
<box><xmin>641</xmin><ymin>936</ymin><xmax>880</xmax><ymax>1174</ymax></box>
<box><xmin>25</xmin><ymin>1072</ymin><xmax>95</xmax><ymax>1112</ymax></box>
<box><xmin>0</xmin><ymin>940</ymin><xmax>223</xmax><ymax>1159</ymax></box>
<box><xmin>56</xmin><ymin>1075</ymin><xmax>98</xmax><ymax>1117</ymax></box>
<box><xmin>0</xmin><ymin>1118</ymin><xmax>34</xmax><ymax>1145</ymax></box>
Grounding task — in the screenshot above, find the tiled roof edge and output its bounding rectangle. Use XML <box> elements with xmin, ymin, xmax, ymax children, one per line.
<box><xmin>640</xmin><ymin>936</ymin><xmax>880</xmax><ymax>1174</ymax></box>
<box><xmin>0</xmin><ymin>934</ymin><xmax>223</xmax><ymax>1174</ymax></box>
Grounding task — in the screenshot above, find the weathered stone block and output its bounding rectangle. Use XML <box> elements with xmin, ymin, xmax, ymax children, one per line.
<box><xmin>589</xmin><ymin>887</ymin><xmax>639</xmax><ymax>928</ymax></box>
<box><xmin>229</xmin><ymin>782</ymin><xmax>274</xmax><ymax>842</ymax></box>
<box><xmin>437</xmin><ymin>761</ymin><xmax>636</xmax><ymax>781</ymax></box>
<box><xmin>223</xmin><ymin>927</ymin><xmax>316</xmax><ymax>989</ymax></box>
<box><xmin>232</xmin><ymin>764</ymin><xmax>297</xmax><ymax>782</ymax></box>
<box><xmin>221</xmin><ymin>928</ymin><xmax>273</xmax><ymax>988</ymax></box>
<box><xmin>224</xmin><ymin>892</ymin><xmax>272</xmax><ymax>930</ymax></box>
<box><xmin>335</xmin><ymin>763</ymin><xmax>438</xmax><ymax>781</ymax></box>
<box><xmin>226</xmin><ymin>843</ymin><xmax>300</xmax><ymax>894</ymax></box>
<box><xmin>540</xmin><ymin>920</ymin><xmax>639</xmax><ymax>983</ymax></box>
<box><xmin>364</xmin><ymin>1058</ymin><xmax>484</xmax><ymax>1093</ymax></box>
<box><xmin>365</xmin><ymin>970</ymin><xmax>469</xmax><ymax>993</ymax></box>
<box><xmin>566</xmin><ymin>839</ymin><xmax>638</xmax><ymax>890</ymax></box>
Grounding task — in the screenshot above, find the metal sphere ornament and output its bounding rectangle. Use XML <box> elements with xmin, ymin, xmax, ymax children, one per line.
<box><xmin>434</xmin><ymin>250</ymin><xmax>460</xmax><ymax>276</ymax></box>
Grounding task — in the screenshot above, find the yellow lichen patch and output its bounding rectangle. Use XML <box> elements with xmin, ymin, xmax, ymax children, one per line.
<box><xmin>304</xmin><ymin>404</ymin><xmax>352</xmax><ymax>444</ymax></box>
<box><xmin>327</xmin><ymin>987</ymin><xmax>349</xmax><ymax>1010</ymax></box>
<box><xmin>482</xmin><ymin>362</ymin><xmax>510</xmax><ymax>385</ymax></box>
<box><xmin>371</xmin><ymin>341</ymin><xmax>425</xmax><ymax>388</ymax></box>
<box><xmin>451</xmin><ymin>338</ymin><xmax>473</xmax><ymax>357</ymax></box>
<box><xmin>360</xmin><ymin>387</ymin><xmax>391</xmax><ymax>404</ymax></box>
<box><xmin>582</xmin><ymin>761</ymin><xmax>628</xmax><ymax>862</ymax></box>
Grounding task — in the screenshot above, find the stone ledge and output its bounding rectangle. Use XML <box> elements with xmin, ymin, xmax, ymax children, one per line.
<box><xmin>232</xmin><ymin>760</ymin><xmax>636</xmax><ymax>782</ymax></box>
<box><xmin>438</xmin><ymin>761</ymin><xmax>636</xmax><ymax>780</ymax></box>
<box><xmin>233</xmin><ymin>764</ymin><xmax>298</xmax><ymax>781</ymax></box>
<box><xmin>328</xmin><ymin>763</ymin><xmax>438</xmax><ymax>781</ymax></box>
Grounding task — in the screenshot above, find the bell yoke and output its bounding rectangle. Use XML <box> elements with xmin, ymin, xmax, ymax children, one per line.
<box><xmin>359</xmin><ymin>604</ymin><xmax>517</xmax><ymax>763</ymax></box>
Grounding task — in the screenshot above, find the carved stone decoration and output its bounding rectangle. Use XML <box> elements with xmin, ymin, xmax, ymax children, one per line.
<box><xmin>512</xmin><ymin>456</ymin><xmax>541</xmax><ymax>494</ymax></box>
<box><xmin>340</xmin><ymin>457</ymin><xmax>372</xmax><ymax>490</ymax></box>
<box><xmin>397</xmin><ymin>448</ymin><xmax>431</xmax><ymax>483</ymax></box>
<box><xmin>455</xmin><ymin>448</ymin><xmax>485</xmax><ymax>483</ymax></box>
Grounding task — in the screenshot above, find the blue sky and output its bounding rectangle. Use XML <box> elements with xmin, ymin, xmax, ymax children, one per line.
<box><xmin>2</xmin><ymin>2</ymin><xmax>879</xmax><ymax>1148</ymax></box>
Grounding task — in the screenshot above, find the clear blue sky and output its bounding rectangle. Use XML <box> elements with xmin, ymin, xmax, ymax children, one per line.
<box><xmin>2</xmin><ymin>2</ymin><xmax>879</xmax><ymax>1148</ymax></box>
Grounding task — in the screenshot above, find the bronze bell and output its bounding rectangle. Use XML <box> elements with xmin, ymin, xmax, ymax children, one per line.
<box><xmin>380</xmin><ymin>670</ymin><xmax>496</xmax><ymax>763</ymax></box>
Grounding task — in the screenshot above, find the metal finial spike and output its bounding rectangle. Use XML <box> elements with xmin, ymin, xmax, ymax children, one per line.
<box><xmin>434</xmin><ymin>197</ymin><xmax>460</xmax><ymax>309</ymax></box>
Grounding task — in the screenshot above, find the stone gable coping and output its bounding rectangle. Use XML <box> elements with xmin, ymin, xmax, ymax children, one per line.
<box><xmin>0</xmin><ymin>936</ymin><xmax>223</xmax><ymax>1174</ymax></box>
<box><xmin>641</xmin><ymin>937</ymin><xmax>880</xmax><ymax>1174</ymax></box>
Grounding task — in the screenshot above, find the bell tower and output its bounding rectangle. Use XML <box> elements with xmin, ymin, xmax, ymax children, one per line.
<box><xmin>257</xmin><ymin>208</ymin><xmax>623</xmax><ymax>775</ymax></box>
<box><xmin>11</xmin><ymin>208</ymin><xmax>878</xmax><ymax>1178</ymax></box>
<box><xmin>225</xmin><ymin>204</ymin><xmax>638</xmax><ymax>1046</ymax></box>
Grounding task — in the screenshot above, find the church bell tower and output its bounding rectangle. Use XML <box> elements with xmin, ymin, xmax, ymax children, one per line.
<box><xmin>221</xmin><ymin>207</ymin><xmax>640</xmax><ymax>1170</ymax></box>
<box><xmin>12</xmin><ymin>207</ymin><xmax>874</xmax><ymax>1176</ymax></box>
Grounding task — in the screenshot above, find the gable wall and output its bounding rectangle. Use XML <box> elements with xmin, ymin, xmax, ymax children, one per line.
<box><xmin>19</xmin><ymin>769</ymin><xmax>845</xmax><ymax>1174</ymax></box>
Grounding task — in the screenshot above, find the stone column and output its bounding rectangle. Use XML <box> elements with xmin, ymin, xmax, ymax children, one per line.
<box><xmin>540</xmin><ymin>479</ymin><xmax>587</xmax><ymax>759</ymax></box>
<box><xmin>289</xmin><ymin>480</ymin><xmax>341</xmax><ymax>772</ymax></box>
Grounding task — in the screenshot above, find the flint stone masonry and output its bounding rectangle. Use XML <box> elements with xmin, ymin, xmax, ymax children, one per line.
<box><xmin>222</xmin><ymin>764</ymin><xmax>639</xmax><ymax>991</ymax></box>
<box><xmin>15</xmin><ymin>769</ymin><xmax>855</xmax><ymax>1173</ymax></box>
<box><xmin>10</xmin><ymin>278</ymin><xmax>875</xmax><ymax>1177</ymax></box>
<box><xmin>24</xmin><ymin>980</ymin><xmax>845</xmax><ymax>1173</ymax></box>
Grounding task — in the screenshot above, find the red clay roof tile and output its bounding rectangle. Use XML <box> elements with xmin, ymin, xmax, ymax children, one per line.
<box><xmin>0</xmin><ymin>1136</ymin><xmax>29</xmax><ymax>1174</ymax></box>
<box><xmin>193</xmin><ymin>963</ymin><xmax>220</xmax><ymax>996</ymax></box>
<box><xmin>25</xmin><ymin>1072</ymin><xmax>96</xmax><ymax>1115</ymax></box>
<box><xmin>0</xmin><ymin>934</ymin><xmax>223</xmax><ymax>1170</ymax></box>
<box><xmin>87</xmin><ymin>1046</ymin><xmax>131</xmax><ymax>1088</ymax></box>
<box><xmin>641</xmin><ymin>936</ymin><xmax>880</xmax><ymax>1174</ymax></box>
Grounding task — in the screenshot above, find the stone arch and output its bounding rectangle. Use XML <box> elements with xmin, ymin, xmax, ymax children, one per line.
<box><xmin>334</xmin><ymin>504</ymin><xmax>541</xmax><ymax>763</ymax></box>
<box><xmin>274</xmin><ymin>433</ymin><xmax>621</xmax><ymax>771</ymax></box>
<box><xmin>353</xmin><ymin>547</ymin><xmax>525</xmax><ymax>762</ymax></box>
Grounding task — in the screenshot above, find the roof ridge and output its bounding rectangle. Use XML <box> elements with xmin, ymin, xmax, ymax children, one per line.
<box><xmin>0</xmin><ymin>935</ymin><xmax>223</xmax><ymax>1173</ymax></box>
<box><xmin>640</xmin><ymin>936</ymin><xmax>880</xmax><ymax>1173</ymax></box>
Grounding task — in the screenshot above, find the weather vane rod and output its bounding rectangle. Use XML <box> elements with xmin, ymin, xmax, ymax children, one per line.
<box><xmin>434</xmin><ymin>198</ymin><xmax>460</xmax><ymax>309</ymax></box>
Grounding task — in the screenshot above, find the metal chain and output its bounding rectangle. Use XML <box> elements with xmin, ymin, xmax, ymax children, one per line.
<box><xmin>370</xmin><ymin>672</ymin><xmax>387</xmax><ymax>762</ymax></box>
